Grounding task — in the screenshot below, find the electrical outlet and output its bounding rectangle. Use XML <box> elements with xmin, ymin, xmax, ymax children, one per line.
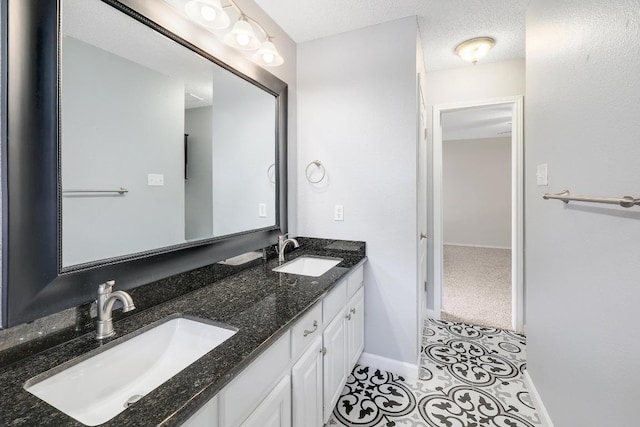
<box><xmin>258</xmin><ymin>203</ymin><xmax>267</xmax><ymax>217</ymax></box>
<box><xmin>536</xmin><ymin>164</ymin><xmax>548</xmax><ymax>186</ymax></box>
<box><xmin>334</xmin><ymin>205</ymin><xmax>344</xmax><ymax>221</ymax></box>
<box><xmin>147</xmin><ymin>174</ymin><xmax>164</xmax><ymax>186</ymax></box>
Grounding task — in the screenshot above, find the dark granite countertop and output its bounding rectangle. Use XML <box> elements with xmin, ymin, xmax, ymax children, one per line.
<box><xmin>0</xmin><ymin>239</ymin><xmax>366</xmax><ymax>426</ymax></box>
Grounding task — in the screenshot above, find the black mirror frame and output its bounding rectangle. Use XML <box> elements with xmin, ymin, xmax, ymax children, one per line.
<box><xmin>0</xmin><ymin>0</ymin><xmax>288</xmax><ymax>327</ymax></box>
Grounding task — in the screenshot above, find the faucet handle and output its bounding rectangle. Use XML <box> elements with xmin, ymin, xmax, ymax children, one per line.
<box><xmin>98</xmin><ymin>280</ymin><xmax>116</xmax><ymax>294</ymax></box>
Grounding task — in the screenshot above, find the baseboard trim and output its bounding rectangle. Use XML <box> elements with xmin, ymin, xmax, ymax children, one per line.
<box><xmin>444</xmin><ymin>243</ymin><xmax>512</xmax><ymax>250</ymax></box>
<box><xmin>523</xmin><ymin>370</ymin><xmax>554</xmax><ymax>427</ymax></box>
<box><xmin>358</xmin><ymin>352</ymin><xmax>419</xmax><ymax>381</ymax></box>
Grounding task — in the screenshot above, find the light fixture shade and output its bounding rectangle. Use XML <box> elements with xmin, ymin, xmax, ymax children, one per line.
<box><xmin>184</xmin><ymin>0</ymin><xmax>230</xmax><ymax>30</ymax></box>
<box><xmin>455</xmin><ymin>37</ymin><xmax>495</xmax><ymax>64</ymax></box>
<box><xmin>224</xmin><ymin>17</ymin><xmax>261</xmax><ymax>51</ymax></box>
<box><xmin>252</xmin><ymin>40</ymin><xmax>284</xmax><ymax>67</ymax></box>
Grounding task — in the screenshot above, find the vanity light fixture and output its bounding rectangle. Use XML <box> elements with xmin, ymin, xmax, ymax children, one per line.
<box><xmin>455</xmin><ymin>37</ymin><xmax>495</xmax><ymax>64</ymax></box>
<box><xmin>223</xmin><ymin>15</ymin><xmax>261</xmax><ymax>50</ymax></box>
<box><xmin>164</xmin><ymin>0</ymin><xmax>285</xmax><ymax>67</ymax></box>
<box><xmin>252</xmin><ymin>38</ymin><xmax>284</xmax><ymax>67</ymax></box>
<box><xmin>184</xmin><ymin>0</ymin><xmax>230</xmax><ymax>30</ymax></box>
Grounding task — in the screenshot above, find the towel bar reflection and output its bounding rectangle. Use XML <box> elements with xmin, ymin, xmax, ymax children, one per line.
<box><xmin>63</xmin><ymin>188</ymin><xmax>128</xmax><ymax>195</ymax></box>
<box><xmin>543</xmin><ymin>190</ymin><xmax>640</xmax><ymax>208</ymax></box>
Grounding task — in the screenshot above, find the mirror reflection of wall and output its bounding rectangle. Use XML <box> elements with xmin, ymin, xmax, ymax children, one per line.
<box><xmin>60</xmin><ymin>0</ymin><xmax>277</xmax><ymax>268</ymax></box>
<box><xmin>211</xmin><ymin>66</ymin><xmax>277</xmax><ymax>237</ymax></box>
<box><xmin>61</xmin><ymin>36</ymin><xmax>188</xmax><ymax>266</ymax></box>
<box><xmin>184</xmin><ymin>102</ymin><xmax>214</xmax><ymax>241</ymax></box>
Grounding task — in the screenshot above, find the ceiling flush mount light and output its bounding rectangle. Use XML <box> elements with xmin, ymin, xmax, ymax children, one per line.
<box><xmin>224</xmin><ymin>15</ymin><xmax>261</xmax><ymax>50</ymax></box>
<box><xmin>252</xmin><ymin>38</ymin><xmax>284</xmax><ymax>67</ymax></box>
<box><xmin>184</xmin><ymin>0</ymin><xmax>230</xmax><ymax>30</ymax></box>
<box><xmin>455</xmin><ymin>37</ymin><xmax>495</xmax><ymax>64</ymax></box>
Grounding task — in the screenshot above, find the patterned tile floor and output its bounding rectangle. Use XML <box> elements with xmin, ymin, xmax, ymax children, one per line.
<box><xmin>327</xmin><ymin>319</ymin><xmax>541</xmax><ymax>427</ymax></box>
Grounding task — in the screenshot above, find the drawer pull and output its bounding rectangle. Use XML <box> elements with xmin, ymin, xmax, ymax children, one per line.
<box><xmin>303</xmin><ymin>320</ymin><xmax>318</xmax><ymax>337</ymax></box>
<box><xmin>320</xmin><ymin>347</ymin><xmax>327</xmax><ymax>356</ymax></box>
<box><xmin>350</xmin><ymin>308</ymin><xmax>356</xmax><ymax>314</ymax></box>
<box><xmin>345</xmin><ymin>314</ymin><xmax>352</xmax><ymax>320</ymax></box>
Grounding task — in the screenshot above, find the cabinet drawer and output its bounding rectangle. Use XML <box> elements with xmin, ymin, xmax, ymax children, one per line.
<box><xmin>346</xmin><ymin>265</ymin><xmax>364</xmax><ymax>298</ymax></box>
<box><xmin>291</xmin><ymin>302</ymin><xmax>323</xmax><ymax>361</ymax></box>
<box><xmin>322</xmin><ymin>279</ymin><xmax>347</xmax><ymax>322</ymax></box>
<box><xmin>219</xmin><ymin>331</ymin><xmax>291</xmax><ymax>427</ymax></box>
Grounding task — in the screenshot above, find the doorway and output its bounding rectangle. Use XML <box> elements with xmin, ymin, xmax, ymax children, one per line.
<box><xmin>432</xmin><ymin>97</ymin><xmax>524</xmax><ymax>332</ymax></box>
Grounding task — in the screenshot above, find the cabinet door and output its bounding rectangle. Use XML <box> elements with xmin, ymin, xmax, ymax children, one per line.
<box><xmin>347</xmin><ymin>286</ymin><xmax>365</xmax><ymax>370</ymax></box>
<box><xmin>219</xmin><ymin>331</ymin><xmax>290</xmax><ymax>427</ymax></box>
<box><xmin>181</xmin><ymin>395</ymin><xmax>218</xmax><ymax>427</ymax></box>
<box><xmin>291</xmin><ymin>336</ymin><xmax>323</xmax><ymax>427</ymax></box>
<box><xmin>322</xmin><ymin>308</ymin><xmax>348</xmax><ymax>423</ymax></box>
<box><xmin>240</xmin><ymin>375</ymin><xmax>291</xmax><ymax>427</ymax></box>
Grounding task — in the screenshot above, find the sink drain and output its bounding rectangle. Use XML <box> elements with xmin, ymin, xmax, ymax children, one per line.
<box><xmin>124</xmin><ymin>394</ymin><xmax>143</xmax><ymax>408</ymax></box>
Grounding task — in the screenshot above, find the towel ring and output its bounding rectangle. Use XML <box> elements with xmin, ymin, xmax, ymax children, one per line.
<box><xmin>267</xmin><ymin>163</ymin><xmax>276</xmax><ymax>183</ymax></box>
<box><xmin>305</xmin><ymin>160</ymin><xmax>326</xmax><ymax>184</ymax></box>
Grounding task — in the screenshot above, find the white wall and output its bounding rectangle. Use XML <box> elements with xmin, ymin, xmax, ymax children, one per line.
<box><xmin>425</xmin><ymin>59</ymin><xmax>525</xmax><ymax>309</ymax></box>
<box><xmin>211</xmin><ymin>66</ymin><xmax>277</xmax><ymax>236</ymax></box>
<box><xmin>297</xmin><ymin>17</ymin><xmax>420</xmax><ymax>367</ymax></box>
<box><xmin>185</xmin><ymin>106</ymin><xmax>214</xmax><ymax>240</ymax></box>
<box><xmin>525</xmin><ymin>1</ymin><xmax>640</xmax><ymax>425</ymax></box>
<box><xmin>443</xmin><ymin>137</ymin><xmax>511</xmax><ymax>248</ymax></box>
<box><xmin>61</xmin><ymin>37</ymin><xmax>185</xmax><ymax>266</ymax></box>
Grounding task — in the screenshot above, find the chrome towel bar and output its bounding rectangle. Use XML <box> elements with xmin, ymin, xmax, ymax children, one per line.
<box><xmin>63</xmin><ymin>188</ymin><xmax>128</xmax><ymax>195</ymax></box>
<box><xmin>543</xmin><ymin>190</ymin><xmax>640</xmax><ymax>208</ymax></box>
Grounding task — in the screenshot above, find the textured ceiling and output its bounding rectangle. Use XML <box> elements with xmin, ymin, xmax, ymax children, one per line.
<box><xmin>253</xmin><ymin>0</ymin><xmax>528</xmax><ymax>71</ymax></box>
<box><xmin>442</xmin><ymin>104</ymin><xmax>513</xmax><ymax>141</ymax></box>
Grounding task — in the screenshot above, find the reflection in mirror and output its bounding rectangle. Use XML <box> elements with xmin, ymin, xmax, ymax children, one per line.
<box><xmin>60</xmin><ymin>0</ymin><xmax>277</xmax><ymax>267</ymax></box>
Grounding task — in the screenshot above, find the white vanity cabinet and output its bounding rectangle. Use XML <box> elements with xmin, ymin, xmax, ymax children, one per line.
<box><xmin>347</xmin><ymin>286</ymin><xmax>365</xmax><ymax>369</ymax></box>
<box><xmin>218</xmin><ymin>331</ymin><xmax>291</xmax><ymax>427</ymax></box>
<box><xmin>320</xmin><ymin>266</ymin><xmax>365</xmax><ymax>424</ymax></box>
<box><xmin>291</xmin><ymin>336</ymin><xmax>324</xmax><ymax>427</ymax></box>
<box><xmin>181</xmin><ymin>395</ymin><xmax>219</xmax><ymax>427</ymax></box>
<box><xmin>181</xmin><ymin>262</ymin><xmax>365</xmax><ymax>427</ymax></box>
<box><xmin>240</xmin><ymin>375</ymin><xmax>291</xmax><ymax>427</ymax></box>
<box><xmin>322</xmin><ymin>305</ymin><xmax>349</xmax><ymax>423</ymax></box>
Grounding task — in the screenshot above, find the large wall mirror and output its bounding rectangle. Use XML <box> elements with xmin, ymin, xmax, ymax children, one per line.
<box><xmin>1</xmin><ymin>0</ymin><xmax>288</xmax><ymax>327</ymax></box>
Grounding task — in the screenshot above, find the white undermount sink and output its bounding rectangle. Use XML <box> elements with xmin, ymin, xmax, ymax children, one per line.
<box><xmin>24</xmin><ymin>316</ymin><xmax>237</xmax><ymax>426</ymax></box>
<box><xmin>272</xmin><ymin>256</ymin><xmax>342</xmax><ymax>277</ymax></box>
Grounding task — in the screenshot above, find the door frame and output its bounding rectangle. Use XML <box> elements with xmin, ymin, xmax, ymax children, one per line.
<box><xmin>416</xmin><ymin>76</ymin><xmax>427</xmax><ymax>367</ymax></box>
<box><xmin>432</xmin><ymin>96</ymin><xmax>524</xmax><ymax>332</ymax></box>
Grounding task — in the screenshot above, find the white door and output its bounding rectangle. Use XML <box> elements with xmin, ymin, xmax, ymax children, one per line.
<box><xmin>347</xmin><ymin>287</ymin><xmax>365</xmax><ymax>369</ymax></box>
<box><xmin>240</xmin><ymin>375</ymin><xmax>291</xmax><ymax>427</ymax></box>
<box><xmin>432</xmin><ymin>97</ymin><xmax>524</xmax><ymax>330</ymax></box>
<box><xmin>292</xmin><ymin>337</ymin><xmax>323</xmax><ymax>427</ymax></box>
<box><xmin>418</xmin><ymin>82</ymin><xmax>428</xmax><ymax>330</ymax></box>
<box><xmin>322</xmin><ymin>309</ymin><xmax>347</xmax><ymax>423</ymax></box>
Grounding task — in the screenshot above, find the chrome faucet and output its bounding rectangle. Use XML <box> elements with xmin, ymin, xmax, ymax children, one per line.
<box><xmin>277</xmin><ymin>234</ymin><xmax>299</xmax><ymax>262</ymax></box>
<box><xmin>95</xmin><ymin>280</ymin><xmax>136</xmax><ymax>340</ymax></box>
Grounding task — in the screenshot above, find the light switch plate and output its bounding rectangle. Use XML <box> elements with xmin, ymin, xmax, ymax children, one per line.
<box><xmin>536</xmin><ymin>164</ymin><xmax>548</xmax><ymax>186</ymax></box>
<box><xmin>258</xmin><ymin>203</ymin><xmax>267</xmax><ymax>217</ymax></box>
<box><xmin>334</xmin><ymin>205</ymin><xmax>344</xmax><ymax>221</ymax></box>
<box><xmin>147</xmin><ymin>174</ymin><xmax>164</xmax><ymax>186</ymax></box>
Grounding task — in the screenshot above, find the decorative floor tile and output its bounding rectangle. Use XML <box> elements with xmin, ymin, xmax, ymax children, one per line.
<box><xmin>327</xmin><ymin>319</ymin><xmax>540</xmax><ymax>427</ymax></box>
<box><xmin>331</xmin><ymin>366</ymin><xmax>416</xmax><ymax>426</ymax></box>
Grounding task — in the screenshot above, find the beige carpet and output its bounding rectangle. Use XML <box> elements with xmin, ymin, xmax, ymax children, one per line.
<box><xmin>441</xmin><ymin>245</ymin><xmax>512</xmax><ymax>330</ymax></box>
